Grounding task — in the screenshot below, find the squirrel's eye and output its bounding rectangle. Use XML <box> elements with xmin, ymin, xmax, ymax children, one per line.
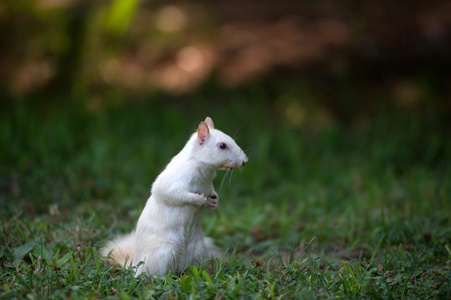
<box><xmin>218</xmin><ymin>142</ymin><xmax>228</xmax><ymax>150</ymax></box>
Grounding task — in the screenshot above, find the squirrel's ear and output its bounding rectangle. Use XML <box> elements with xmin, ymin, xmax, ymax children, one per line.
<box><xmin>197</xmin><ymin>121</ymin><xmax>210</xmax><ymax>145</ymax></box>
<box><xmin>204</xmin><ymin>117</ymin><xmax>214</xmax><ymax>129</ymax></box>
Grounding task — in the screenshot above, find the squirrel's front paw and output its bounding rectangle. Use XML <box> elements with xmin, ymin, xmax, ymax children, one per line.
<box><xmin>193</xmin><ymin>192</ymin><xmax>208</xmax><ymax>206</ymax></box>
<box><xmin>206</xmin><ymin>195</ymin><xmax>219</xmax><ymax>210</ymax></box>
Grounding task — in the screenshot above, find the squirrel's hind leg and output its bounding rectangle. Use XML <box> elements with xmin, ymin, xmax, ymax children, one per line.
<box><xmin>134</xmin><ymin>241</ymin><xmax>179</xmax><ymax>276</ymax></box>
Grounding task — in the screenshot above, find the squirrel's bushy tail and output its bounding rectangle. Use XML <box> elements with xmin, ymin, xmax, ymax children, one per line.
<box><xmin>100</xmin><ymin>232</ymin><xmax>135</xmax><ymax>267</ymax></box>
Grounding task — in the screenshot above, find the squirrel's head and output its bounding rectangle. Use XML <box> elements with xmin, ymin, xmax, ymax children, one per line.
<box><xmin>193</xmin><ymin>117</ymin><xmax>248</xmax><ymax>170</ymax></box>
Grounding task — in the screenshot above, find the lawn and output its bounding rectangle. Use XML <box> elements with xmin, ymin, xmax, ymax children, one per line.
<box><xmin>1</xmin><ymin>85</ymin><xmax>450</xmax><ymax>299</ymax></box>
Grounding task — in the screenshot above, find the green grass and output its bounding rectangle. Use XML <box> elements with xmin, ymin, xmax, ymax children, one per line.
<box><xmin>1</xmin><ymin>88</ymin><xmax>450</xmax><ymax>298</ymax></box>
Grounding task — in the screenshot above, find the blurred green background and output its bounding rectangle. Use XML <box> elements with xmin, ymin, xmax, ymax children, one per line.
<box><xmin>1</xmin><ymin>0</ymin><xmax>450</xmax><ymax>251</ymax></box>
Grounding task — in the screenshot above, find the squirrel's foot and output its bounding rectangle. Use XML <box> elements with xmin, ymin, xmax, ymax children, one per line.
<box><xmin>206</xmin><ymin>194</ymin><xmax>219</xmax><ymax>210</ymax></box>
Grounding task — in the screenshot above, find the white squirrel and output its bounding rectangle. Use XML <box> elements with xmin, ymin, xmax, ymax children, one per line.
<box><xmin>101</xmin><ymin>117</ymin><xmax>248</xmax><ymax>276</ymax></box>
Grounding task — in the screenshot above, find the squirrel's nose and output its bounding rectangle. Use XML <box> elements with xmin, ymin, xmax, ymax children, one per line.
<box><xmin>242</xmin><ymin>156</ymin><xmax>248</xmax><ymax>166</ymax></box>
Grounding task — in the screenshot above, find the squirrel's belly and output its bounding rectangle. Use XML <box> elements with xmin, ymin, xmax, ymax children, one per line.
<box><xmin>160</xmin><ymin>205</ymin><xmax>202</xmax><ymax>242</ymax></box>
<box><xmin>163</xmin><ymin>205</ymin><xmax>201</xmax><ymax>226</ymax></box>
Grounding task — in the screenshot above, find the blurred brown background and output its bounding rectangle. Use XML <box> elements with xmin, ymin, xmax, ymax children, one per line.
<box><xmin>1</xmin><ymin>0</ymin><xmax>450</xmax><ymax>127</ymax></box>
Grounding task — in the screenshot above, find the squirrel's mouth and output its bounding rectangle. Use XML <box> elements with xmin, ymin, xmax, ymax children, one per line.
<box><xmin>218</xmin><ymin>163</ymin><xmax>235</xmax><ymax>170</ymax></box>
<box><xmin>218</xmin><ymin>161</ymin><xmax>246</xmax><ymax>171</ymax></box>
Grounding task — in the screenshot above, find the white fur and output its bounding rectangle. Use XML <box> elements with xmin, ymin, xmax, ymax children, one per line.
<box><xmin>101</xmin><ymin>117</ymin><xmax>247</xmax><ymax>276</ymax></box>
